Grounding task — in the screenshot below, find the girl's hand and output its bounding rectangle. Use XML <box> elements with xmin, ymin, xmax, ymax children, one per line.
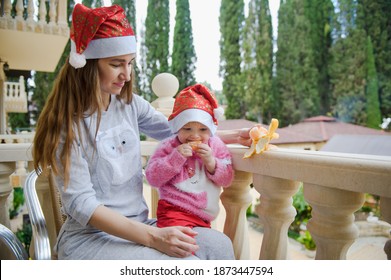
<box><xmin>195</xmin><ymin>143</ymin><xmax>216</xmax><ymax>174</ymax></box>
<box><xmin>150</xmin><ymin>226</ymin><xmax>199</xmax><ymax>258</ymax></box>
<box><xmin>177</xmin><ymin>144</ymin><xmax>193</xmax><ymax>158</ymax></box>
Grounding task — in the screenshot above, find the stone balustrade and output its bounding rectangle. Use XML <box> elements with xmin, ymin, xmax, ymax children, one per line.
<box><xmin>3</xmin><ymin>76</ymin><xmax>27</xmax><ymax>113</ymax></box>
<box><xmin>0</xmin><ymin>73</ymin><xmax>390</xmax><ymax>259</ymax></box>
<box><xmin>1</xmin><ymin>141</ymin><xmax>390</xmax><ymax>260</ymax></box>
<box><xmin>0</xmin><ymin>0</ymin><xmax>68</xmax><ymax>35</ymax></box>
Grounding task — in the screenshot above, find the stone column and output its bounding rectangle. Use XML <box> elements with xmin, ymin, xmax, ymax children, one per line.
<box><xmin>0</xmin><ymin>161</ymin><xmax>15</xmax><ymax>259</ymax></box>
<box><xmin>0</xmin><ymin>162</ymin><xmax>14</xmax><ymax>228</ymax></box>
<box><xmin>220</xmin><ymin>170</ymin><xmax>252</xmax><ymax>260</ymax></box>
<box><xmin>254</xmin><ymin>174</ymin><xmax>300</xmax><ymax>260</ymax></box>
<box><xmin>304</xmin><ymin>183</ymin><xmax>365</xmax><ymax>260</ymax></box>
<box><xmin>148</xmin><ymin>73</ymin><xmax>178</xmax><ymax>218</ymax></box>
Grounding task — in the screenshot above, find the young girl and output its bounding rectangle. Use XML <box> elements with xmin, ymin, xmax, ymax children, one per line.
<box><xmin>145</xmin><ymin>84</ymin><xmax>234</xmax><ymax>229</ymax></box>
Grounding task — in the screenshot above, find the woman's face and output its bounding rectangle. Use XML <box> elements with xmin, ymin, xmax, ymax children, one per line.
<box><xmin>97</xmin><ymin>54</ymin><xmax>136</xmax><ymax>97</ymax></box>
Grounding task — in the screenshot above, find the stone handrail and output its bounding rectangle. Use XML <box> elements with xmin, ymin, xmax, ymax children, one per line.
<box><xmin>0</xmin><ymin>0</ymin><xmax>68</xmax><ymax>36</ymax></box>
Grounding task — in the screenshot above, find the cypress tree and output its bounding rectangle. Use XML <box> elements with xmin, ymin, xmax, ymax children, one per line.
<box><xmin>219</xmin><ymin>0</ymin><xmax>245</xmax><ymax>119</ymax></box>
<box><xmin>242</xmin><ymin>0</ymin><xmax>273</xmax><ymax>123</ymax></box>
<box><xmin>365</xmin><ymin>36</ymin><xmax>381</xmax><ymax>129</ymax></box>
<box><xmin>145</xmin><ymin>0</ymin><xmax>170</xmax><ymax>101</ymax></box>
<box><xmin>329</xmin><ymin>0</ymin><xmax>367</xmax><ymax>125</ymax></box>
<box><xmin>275</xmin><ymin>0</ymin><xmax>319</xmax><ymax>126</ymax></box>
<box><xmin>82</xmin><ymin>0</ymin><xmax>100</xmax><ymax>8</ymax></box>
<box><xmin>171</xmin><ymin>0</ymin><xmax>197</xmax><ymax>91</ymax></box>
<box><xmin>138</xmin><ymin>22</ymin><xmax>151</xmax><ymax>101</ymax></box>
<box><xmin>357</xmin><ymin>0</ymin><xmax>391</xmax><ymax>119</ymax></box>
<box><xmin>304</xmin><ymin>0</ymin><xmax>334</xmax><ymax>115</ymax></box>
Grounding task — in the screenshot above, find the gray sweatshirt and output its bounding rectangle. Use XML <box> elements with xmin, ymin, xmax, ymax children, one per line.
<box><xmin>55</xmin><ymin>94</ymin><xmax>171</xmax><ymax>233</ymax></box>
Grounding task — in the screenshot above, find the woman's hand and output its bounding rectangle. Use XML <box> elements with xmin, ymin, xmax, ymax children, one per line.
<box><xmin>217</xmin><ymin>127</ymin><xmax>262</xmax><ymax>147</ymax></box>
<box><xmin>149</xmin><ymin>226</ymin><xmax>199</xmax><ymax>258</ymax></box>
<box><xmin>89</xmin><ymin>205</ymin><xmax>198</xmax><ymax>258</ymax></box>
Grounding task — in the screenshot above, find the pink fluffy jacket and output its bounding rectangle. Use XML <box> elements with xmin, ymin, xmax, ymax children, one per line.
<box><xmin>145</xmin><ymin>135</ymin><xmax>234</xmax><ymax>222</ymax></box>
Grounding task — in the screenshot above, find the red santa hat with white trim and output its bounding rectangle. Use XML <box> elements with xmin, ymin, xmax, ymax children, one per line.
<box><xmin>69</xmin><ymin>4</ymin><xmax>137</xmax><ymax>69</ymax></box>
<box><xmin>168</xmin><ymin>84</ymin><xmax>224</xmax><ymax>136</ymax></box>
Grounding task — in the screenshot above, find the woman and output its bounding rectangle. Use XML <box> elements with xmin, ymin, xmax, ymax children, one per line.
<box><xmin>33</xmin><ymin>4</ymin><xmax>251</xmax><ymax>260</ymax></box>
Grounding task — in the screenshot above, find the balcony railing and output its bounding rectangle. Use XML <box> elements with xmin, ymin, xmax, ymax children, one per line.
<box><xmin>0</xmin><ymin>0</ymin><xmax>68</xmax><ymax>35</ymax></box>
<box><xmin>0</xmin><ymin>73</ymin><xmax>390</xmax><ymax>260</ymax></box>
<box><xmin>1</xmin><ymin>137</ymin><xmax>390</xmax><ymax>260</ymax></box>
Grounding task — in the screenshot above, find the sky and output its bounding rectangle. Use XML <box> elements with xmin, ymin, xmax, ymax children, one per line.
<box><xmin>104</xmin><ymin>0</ymin><xmax>280</xmax><ymax>91</ymax></box>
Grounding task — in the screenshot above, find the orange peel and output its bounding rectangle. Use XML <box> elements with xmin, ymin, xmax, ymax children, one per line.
<box><xmin>243</xmin><ymin>118</ymin><xmax>279</xmax><ymax>158</ymax></box>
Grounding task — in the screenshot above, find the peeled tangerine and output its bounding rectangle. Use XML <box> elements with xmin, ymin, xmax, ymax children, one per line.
<box><xmin>243</xmin><ymin>118</ymin><xmax>279</xmax><ymax>159</ymax></box>
<box><xmin>188</xmin><ymin>140</ymin><xmax>202</xmax><ymax>151</ymax></box>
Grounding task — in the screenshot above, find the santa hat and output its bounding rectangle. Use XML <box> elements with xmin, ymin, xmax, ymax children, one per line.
<box><xmin>69</xmin><ymin>4</ymin><xmax>137</xmax><ymax>69</ymax></box>
<box><xmin>168</xmin><ymin>84</ymin><xmax>224</xmax><ymax>135</ymax></box>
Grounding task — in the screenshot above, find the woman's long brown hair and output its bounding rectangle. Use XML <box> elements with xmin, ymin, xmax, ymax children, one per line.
<box><xmin>33</xmin><ymin>57</ymin><xmax>133</xmax><ymax>187</ymax></box>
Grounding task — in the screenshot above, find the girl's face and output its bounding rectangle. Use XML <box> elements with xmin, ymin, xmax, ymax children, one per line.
<box><xmin>177</xmin><ymin>122</ymin><xmax>211</xmax><ymax>144</ymax></box>
<box><xmin>98</xmin><ymin>54</ymin><xmax>136</xmax><ymax>97</ymax></box>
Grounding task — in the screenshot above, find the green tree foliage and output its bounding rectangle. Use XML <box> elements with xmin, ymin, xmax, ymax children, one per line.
<box><xmin>242</xmin><ymin>0</ymin><xmax>273</xmax><ymax>123</ymax></box>
<box><xmin>219</xmin><ymin>0</ymin><xmax>245</xmax><ymax>119</ymax></box>
<box><xmin>7</xmin><ymin>112</ymin><xmax>29</xmax><ymax>132</ymax></box>
<box><xmin>304</xmin><ymin>0</ymin><xmax>334</xmax><ymax>115</ymax></box>
<box><xmin>145</xmin><ymin>0</ymin><xmax>170</xmax><ymax>101</ymax></box>
<box><xmin>357</xmin><ymin>0</ymin><xmax>391</xmax><ymax>119</ymax></box>
<box><xmin>138</xmin><ymin>22</ymin><xmax>151</xmax><ymax>101</ymax></box>
<box><xmin>32</xmin><ymin>71</ymin><xmax>59</xmax><ymax>122</ymax></box>
<box><xmin>365</xmin><ymin>36</ymin><xmax>381</xmax><ymax>128</ymax></box>
<box><xmin>172</xmin><ymin>0</ymin><xmax>197</xmax><ymax>91</ymax></box>
<box><xmin>329</xmin><ymin>0</ymin><xmax>367</xmax><ymax>125</ymax></box>
<box><xmin>82</xmin><ymin>0</ymin><xmax>103</xmax><ymax>8</ymax></box>
<box><xmin>275</xmin><ymin>0</ymin><xmax>319</xmax><ymax>126</ymax></box>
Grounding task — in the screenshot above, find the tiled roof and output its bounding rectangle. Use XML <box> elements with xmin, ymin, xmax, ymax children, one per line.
<box><xmin>275</xmin><ymin>116</ymin><xmax>388</xmax><ymax>144</ymax></box>
<box><xmin>321</xmin><ymin>135</ymin><xmax>391</xmax><ymax>156</ymax></box>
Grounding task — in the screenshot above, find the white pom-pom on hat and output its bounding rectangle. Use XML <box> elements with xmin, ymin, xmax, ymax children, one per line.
<box><xmin>213</xmin><ymin>107</ymin><xmax>225</xmax><ymax>121</ymax></box>
<box><xmin>69</xmin><ymin>52</ymin><xmax>86</xmax><ymax>69</ymax></box>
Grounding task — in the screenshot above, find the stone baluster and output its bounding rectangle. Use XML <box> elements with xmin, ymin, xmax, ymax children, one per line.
<box><xmin>0</xmin><ymin>78</ymin><xmax>5</xmax><ymax>134</ymax></box>
<box><xmin>148</xmin><ymin>73</ymin><xmax>178</xmax><ymax>218</ymax></box>
<box><xmin>39</xmin><ymin>0</ymin><xmax>47</xmax><ymax>26</ymax></box>
<box><xmin>15</xmin><ymin>0</ymin><xmax>24</xmax><ymax>18</ymax></box>
<box><xmin>57</xmin><ymin>0</ymin><xmax>68</xmax><ymax>34</ymax></box>
<box><xmin>304</xmin><ymin>183</ymin><xmax>365</xmax><ymax>259</ymax></box>
<box><xmin>220</xmin><ymin>170</ymin><xmax>252</xmax><ymax>260</ymax></box>
<box><xmin>0</xmin><ymin>161</ymin><xmax>15</xmax><ymax>262</ymax></box>
<box><xmin>49</xmin><ymin>0</ymin><xmax>57</xmax><ymax>26</ymax></box>
<box><xmin>0</xmin><ymin>162</ymin><xmax>14</xmax><ymax>228</ymax></box>
<box><xmin>15</xmin><ymin>0</ymin><xmax>24</xmax><ymax>30</ymax></box>
<box><xmin>19</xmin><ymin>75</ymin><xmax>25</xmax><ymax>99</ymax></box>
<box><xmin>380</xmin><ymin>197</ymin><xmax>391</xmax><ymax>260</ymax></box>
<box><xmin>1</xmin><ymin>0</ymin><xmax>14</xmax><ymax>29</ymax></box>
<box><xmin>253</xmin><ymin>174</ymin><xmax>300</xmax><ymax>259</ymax></box>
<box><xmin>3</xmin><ymin>0</ymin><xmax>12</xmax><ymax>18</ymax></box>
<box><xmin>26</xmin><ymin>0</ymin><xmax>35</xmax><ymax>30</ymax></box>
